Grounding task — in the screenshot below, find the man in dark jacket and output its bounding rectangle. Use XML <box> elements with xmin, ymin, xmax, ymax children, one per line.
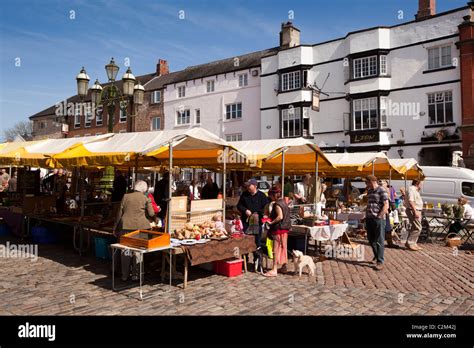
<box><xmin>153</xmin><ymin>172</ymin><xmax>170</xmax><ymax>220</ymax></box>
<box><xmin>237</xmin><ymin>178</ymin><xmax>269</xmax><ymax>231</ymax></box>
<box><xmin>112</xmin><ymin>170</ymin><xmax>127</xmax><ymax>202</ymax></box>
<box><xmin>201</xmin><ymin>175</ymin><xmax>219</xmax><ymax>200</ymax></box>
<box><xmin>237</xmin><ymin>178</ymin><xmax>269</xmax><ymax>272</ymax></box>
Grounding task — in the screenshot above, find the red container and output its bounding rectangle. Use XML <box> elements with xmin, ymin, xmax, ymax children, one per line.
<box><xmin>214</xmin><ymin>258</ymin><xmax>243</xmax><ymax>277</ymax></box>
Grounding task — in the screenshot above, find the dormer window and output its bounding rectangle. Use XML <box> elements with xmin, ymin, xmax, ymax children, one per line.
<box><xmin>353</xmin><ymin>56</ymin><xmax>377</xmax><ymax>79</ymax></box>
<box><xmin>348</xmin><ymin>51</ymin><xmax>389</xmax><ymax>81</ymax></box>
<box><xmin>281</xmin><ymin>71</ymin><xmax>301</xmax><ymax>92</ymax></box>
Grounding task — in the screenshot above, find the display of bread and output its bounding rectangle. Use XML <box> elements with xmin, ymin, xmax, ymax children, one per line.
<box><xmin>172</xmin><ymin>218</ymin><xmax>229</xmax><ymax>240</ymax></box>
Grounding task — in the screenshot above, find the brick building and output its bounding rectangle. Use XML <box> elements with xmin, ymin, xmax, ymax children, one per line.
<box><xmin>135</xmin><ymin>59</ymin><xmax>169</xmax><ymax>132</ymax></box>
<box><xmin>29</xmin><ymin>60</ymin><xmax>167</xmax><ymax>138</ymax></box>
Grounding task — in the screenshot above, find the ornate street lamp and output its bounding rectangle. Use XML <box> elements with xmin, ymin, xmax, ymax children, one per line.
<box><xmin>76</xmin><ymin>57</ymin><xmax>143</xmax><ymax>133</ymax></box>
<box><xmin>75</xmin><ymin>58</ymin><xmax>145</xmax><ymax>194</ymax></box>
<box><xmin>122</xmin><ymin>67</ymin><xmax>136</xmax><ymax>96</ymax></box>
<box><xmin>105</xmin><ymin>57</ymin><xmax>120</xmax><ymax>82</ymax></box>
<box><xmin>75</xmin><ymin>67</ymin><xmax>90</xmax><ymax>98</ymax></box>
<box><xmin>133</xmin><ymin>82</ymin><xmax>145</xmax><ymax>105</ymax></box>
<box><xmin>90</xmin><ymin>79</ymin><xmax>103</xmax><ymax>105</ymax></box>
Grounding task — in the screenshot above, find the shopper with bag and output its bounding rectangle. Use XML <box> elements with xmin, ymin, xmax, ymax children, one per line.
<box><xmin>263</xmin><ymin>187</ymin><xmax>290</xmax><ymax>277</ymax></box>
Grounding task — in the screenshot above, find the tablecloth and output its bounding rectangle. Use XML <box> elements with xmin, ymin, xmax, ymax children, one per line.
<box><xmin>181</xmin><ymin>235</ymin><xmax>256</xmax><ymax>266</ymax></box>
<box><xmin>336</xmin><ymin>212</ymin><xmax>365</xmax><ymax>221</ymax></box>
<box><xmin>0</xmin><ymin>208</ymin><xmax>23</xmax><ymax>236</ymax></box>
<box><xmin>292</xmin><ymin>223</ymin><xmax>348</xmax><ymax>242</ymax></box>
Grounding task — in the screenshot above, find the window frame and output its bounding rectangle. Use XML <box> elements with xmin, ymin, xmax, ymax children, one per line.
<box><xmin>151</xmin><ymin>90</ymin><xmax>161</xmax><ymax>104</ymax></box>
<box><xmin>353</xmin><ymin>55</ymin><xmax>378</xmax><ymax>79</ymax></box>
<box><xmin>226</xmin><ymin>133</ymin><xmax>242</xmax><ymax>142</ymax></box>
<box><xmin>379</xmin><ymin>55</ymin><xmax>387</xmax><ymax>75</ymax></box>
<box><xmin>84</xmin><ymin>105</ymin><xmax>92</xmax><ymax>128</ymax></box>
<box><xmin>280</xmin><ymin>71</ymin><xmax>301</xmax><ymax>92</ymax></box>
<box><xmin>427</xmin><ymin>45</ymin><xmax>452</xmax><ymax>70</ymax></box>
<box><xmin>281</xmin><ymin>107</ymin><xmax>302</xmax><ymax>138</ymax></box>
<box><xmin>177</xmin><ymin>85</ymin><xmax>186</xmax><ymax>98</ymax></box>
<box><xmin>352</xmin><ymin>96</ymin><xmax>379</xmax><ymax>131</ymax></box>
<box><xmin>238</xmin><ymin>73</ymin><xmax>248</xmax><ymax>87</ymax></box>
<box><xmin>225</xmin><ymin>102</ymin><xmax>242</xmax><ymax>120</ymax></box>
<box><xmin>195</xmin><ymin>109</ymin><xmax>201</xmax><ymax>124</ymax></box>
<box><xmin>176</xmin><ymin>109</ymin><xmax>191</xmax><ymax>126</ymax></box>
<box><xmin>151</xmin><ymin>116</ymin><xmax>161</xmax><ymax>130</ymax></box>
<box><xmin>95</xmin><ymin>106</ymin><xmax>103</xmax><ymax>126</ymax></box>
<box><xmin>206</xmin><ymin>80</ymin><xmax>215</xmax><ymax>93</ymax></box>
<box><xmin>427</xmin><ymin>90</ymin><xmax>453</xmax><ymax>125</ymax></box>
<box><xmin>119</xmin><ymin>107</ymin><xmax>127</xmax><ymax>123</ymax></box>
<box><xmin>74</xmin><ymin>107</ymin><xmax>81</xmax><ymax>128</ymax></box>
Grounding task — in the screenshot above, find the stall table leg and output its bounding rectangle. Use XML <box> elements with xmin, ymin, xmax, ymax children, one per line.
<box><xmin>183</xmin><ymin>256</ymin><xmax>188</xmax><ymax>289</ymax></box>
<box><xmin>242</xmin><ymin>254</ymin><xmax>247</xmax><ymax>273</ymax></box>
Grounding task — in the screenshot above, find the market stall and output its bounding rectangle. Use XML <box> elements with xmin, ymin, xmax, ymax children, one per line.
<box><xmin>0</xmin><ymin>131</ymin><xmax>431</xmax><ymax>292</ymax></box>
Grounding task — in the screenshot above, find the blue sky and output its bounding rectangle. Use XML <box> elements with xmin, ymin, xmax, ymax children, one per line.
<box><xmin>0</xmin><ymin>0</ymin><xmax>468</xmax><ymax>141</ymax></box>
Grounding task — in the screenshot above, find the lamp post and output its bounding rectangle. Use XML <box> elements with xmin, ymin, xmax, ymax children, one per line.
<box><xmin>75</xmin><ymin>58</ymin><xmax>145</xmax><ymax>192</ymax></box>
<box><xmin>75</xmin><ymin>58</ymin><xmax>145</xmax><ymax>133</ymax></box>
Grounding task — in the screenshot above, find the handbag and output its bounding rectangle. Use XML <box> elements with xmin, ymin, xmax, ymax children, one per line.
<box><xmin>245</xmin><ymin>213</ymin><xmax>260</xmax><ymax>235</ymax></box>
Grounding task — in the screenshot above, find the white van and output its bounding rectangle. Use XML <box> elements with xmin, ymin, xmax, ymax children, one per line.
<box><xmin>390</xmin><ymin>166</ymin><xmax>474</xmax><ymax>206</ymax></box>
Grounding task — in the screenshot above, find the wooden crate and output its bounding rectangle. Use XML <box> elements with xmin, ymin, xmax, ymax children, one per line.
<box><xmin>120</xmin><ymin>230</ymin><xmax>170</xmax><ymax>249</ymax></box>
<box><xmin>168</xmin><ymin>196</ymin><xmax>188</xmax><ymax>233</ymax></box>
<box><xmin>190</xmin><ymin>199</ymin><xmax>223</xmax><ymax>225</ymax></box>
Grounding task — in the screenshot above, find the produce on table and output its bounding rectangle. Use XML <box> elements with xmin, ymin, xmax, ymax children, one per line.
<box><xmin>172</xmin><ymin>216</ymin><xmax>229</xmax><ymax>240</ymax></box>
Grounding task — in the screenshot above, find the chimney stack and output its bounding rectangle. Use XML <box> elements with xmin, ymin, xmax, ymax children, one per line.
<box><xmin>156</xmin><ymin>59</ymin><xmax>169</xmax><ymax>76</ymax></box>
<box><xmin>415</xmin><ymin>0</ymin><xmax>436</xmax><ymax>20</ymax></box>
<box><xmin>279</xmin><ymin>22</ymin><xmax>300</xmax><ymax>48</ymax></box>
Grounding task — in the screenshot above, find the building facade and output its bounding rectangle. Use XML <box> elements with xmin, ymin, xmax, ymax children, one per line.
<box><xmin>261</xmin><ymin>1</ymin><xmax>473</xmax><ymax>166</ymax></box>
<box><xmin>28</xmin><ymin>1</ymin><xmax>473</xmax><ymax>168</ymax></box>
<box><xmin>151</xmin><ymin>50</ymin><xmax>276</xmax><ymax>141</ymax></box>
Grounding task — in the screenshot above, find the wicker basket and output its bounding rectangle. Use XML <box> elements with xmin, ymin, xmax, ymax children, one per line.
<box><xmin>446</xmin><ymin>233</ymin><xmax>462</xmax><ymax>247</ymax></box>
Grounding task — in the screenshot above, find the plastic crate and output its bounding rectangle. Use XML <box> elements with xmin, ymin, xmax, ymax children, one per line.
<box><xmin>31</xmin><ymin>226</ymin><xmax>57</xmax><ymax>244</ymax></box>
<box><xmin>94</xmin><ymin>236</ymin><xmax>114</xmax><ymax>260</ymax></box>
<box><xmin>214</xmin><ymin>258</ymin><xmax>243</xmax><ymax>277</ymax></box>
<box><xmin>0</xmin><ymin>222</ymin><xmax>10</xmax><ymax>236</ymax></box>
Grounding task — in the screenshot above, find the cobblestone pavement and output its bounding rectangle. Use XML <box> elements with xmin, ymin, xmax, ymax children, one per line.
<box><xmin>0</xmin><ymin>236</ymin><xmax>472</xmax><ymax>315</ymax></box>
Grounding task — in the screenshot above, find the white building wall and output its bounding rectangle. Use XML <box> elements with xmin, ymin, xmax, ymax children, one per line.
<box><xmin>164</xmin><ymin>67</ymin><xmax>261</xmax><ymax>140</ymax></box>
<box><xmin>260</xmin><ymin>6</ymin><xmax>468</xmax><ymax>166</ymax></box>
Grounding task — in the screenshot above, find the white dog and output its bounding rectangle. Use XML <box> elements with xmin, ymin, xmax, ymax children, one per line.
<box><xmin>292</xmin><ymin>250</ymin><xmax>316</xmax><ymax>277</ymax></box>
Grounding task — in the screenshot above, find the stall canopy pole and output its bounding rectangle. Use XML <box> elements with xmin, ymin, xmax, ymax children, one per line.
<box><xmin>389</xmin><ymin>168</ymin><xmax>392</xmax><ymax>187</ymax></box>
<box><xmin>167</xmin><ymin>141</ymin><xmax>173</xmax><ymax>234</ymax></box>
<box><xmin>80</xmin><ymin>166</ymin><xmax>85</xmax><ymax>219</ymax></box>
<box><xmin>222</xmin><ymin>146</ymin><xmax>227</xmax><ymax>222</ymax></box>
<box><xmin>281</xmin><ymin>148</ymin><xmax>286</xmax><ymax>191</ymax></box>
<box><xmin>134</xmin><ymin>156</ymin><xmax>139</xmax><ymax>187</ymax></box>
<box><xmin>131</xmin><ymin>167</ymin><xmax>135</xmax><ymax>188</ymax></box>
<box><xmin>313</xmin><ymin>150</ymin><xmax>319</xmax><ymax>225</ymax></box>
<box><xmin>372</xmin><ymin>159</ymin><xmax>375</xmax><ymax>176</ymax></box>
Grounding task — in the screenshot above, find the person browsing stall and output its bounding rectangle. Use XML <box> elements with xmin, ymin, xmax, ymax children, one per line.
<box><xmin>263</xmin><ymin>187</ymin><xmax>291</xmax><ymax>277</ymax></box>
<box><xmin>201</xmin><ymin>175</ymin><xmax>219</xmax><ymax>200</ymax></box>
<box><xmin>237</xmin><ymin>178</ymin><xmax>269</xmax><ymax>231</ymax></box>
<box><xmin>365</xmin><ymin>175</ymin><xmax>389</xmax><ymax>271</ymax></box>
<box><xmin>404</xmin><ymin>180</ymin><xmax>424</xmax><ymax>251</ymax></box>
<box><xmin>294</xmin><ymin>174</ymin><xmax>311</xmax><ymax>204</ymax></box>
<box><xmin>114</xmin><ymin>180</ymin><xmax>156</xmax><ymax>281</ymax></box>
